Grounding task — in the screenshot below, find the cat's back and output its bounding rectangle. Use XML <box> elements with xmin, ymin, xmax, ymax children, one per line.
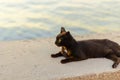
<box><xmin>76</xmin><ymin>39</ymin><xmax>118</xmax><ymax>52</ymax></box>
<box><xmin>77</xmin><ymin>39</ymin><xmax>108</xmax><ymax>46</ymax></box>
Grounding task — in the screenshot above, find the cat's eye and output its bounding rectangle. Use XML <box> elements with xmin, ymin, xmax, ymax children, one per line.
<box><xmin>58</xmin><ymin>38</ymin><xmax>63</xmax><ymax>43</ymax></box>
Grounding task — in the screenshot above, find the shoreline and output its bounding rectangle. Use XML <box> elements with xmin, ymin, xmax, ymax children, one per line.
<box><xmin>0</xmin><ymin>32</ymin><xmax>119</xmax><ymax>42</ymax></box>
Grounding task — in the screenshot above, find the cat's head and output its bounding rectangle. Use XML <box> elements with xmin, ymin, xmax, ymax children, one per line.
<box><xmin>55</xmin><ymin>27</ymin><xmax>72</xmax><ymax>47</ymax></box>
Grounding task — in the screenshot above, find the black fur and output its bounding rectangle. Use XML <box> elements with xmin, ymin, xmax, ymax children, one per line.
<box><xmin>51</xmin><ymin>27</ymin><xmax>120</xmax><ymax>68</ymax></box>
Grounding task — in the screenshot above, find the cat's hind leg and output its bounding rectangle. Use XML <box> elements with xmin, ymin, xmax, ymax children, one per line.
<box><xmin>106</xmin><ymin>53</ymin><xmax>120</xmax><ymax>68</ymax></box>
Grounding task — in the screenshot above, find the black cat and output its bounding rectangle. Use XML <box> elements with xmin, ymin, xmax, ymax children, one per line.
<box><xmin>51</xmin><ymin>27</ymin><xmax>120</xmax><ymax>68</ymax></box>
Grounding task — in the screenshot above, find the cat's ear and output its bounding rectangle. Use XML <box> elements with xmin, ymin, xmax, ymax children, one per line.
<box><xmin>61</xmin><ymin>27</ymin><xmax>66</xmax><ymax>33</ymax></box>
<box><xmin>66</xmin><ymin>31</ymin><xmax>70</xmax><ymax>35</ymax></box>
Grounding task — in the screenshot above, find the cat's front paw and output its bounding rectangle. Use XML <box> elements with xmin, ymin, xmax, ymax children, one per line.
<box><xmin>61</xmin><ymin>59</ymin><xmax>69</xmax><ymax>64</ymax></box>
<box><xmin>51</xmin><ymin>54</ymin><xmax>57</xmax><ymax>58</ymax></box>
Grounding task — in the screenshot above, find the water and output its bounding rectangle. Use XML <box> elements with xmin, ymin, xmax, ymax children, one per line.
<box><xmin>0</xmin><ymin>0</ymin><xmax>120</xmax><ymax>41</ymax></box>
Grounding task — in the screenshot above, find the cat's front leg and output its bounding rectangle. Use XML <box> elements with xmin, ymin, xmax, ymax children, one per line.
<box><xmin>61</xmin><ymin>57</ymin><xmax>81</xmax><ymax>64</ymax></box>
<box><xmin>51</xmin><ymin>52</ymin><xmax>63</xmax><ymax>58</ymax></box>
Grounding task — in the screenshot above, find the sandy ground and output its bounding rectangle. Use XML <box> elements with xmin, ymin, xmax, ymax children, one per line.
<box><xmin>0</xmin><ymin>32</ymin><xmax>120</xmax><ymax>80</ymax></box>
<box><xmin>61</xmin><ymin>70</ymin><xmax>120</xmax><ymax>80</ymax></box>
